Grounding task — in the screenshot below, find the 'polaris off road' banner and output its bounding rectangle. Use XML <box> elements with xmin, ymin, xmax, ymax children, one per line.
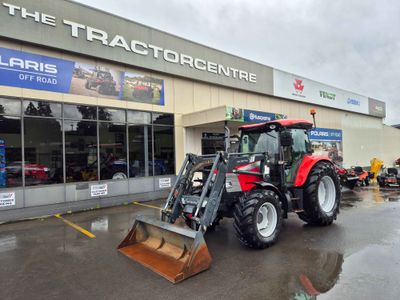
<box><xmin>309</xmin><ymin>127</ymin><xmax>343</xmax><ymax>165</ymax></box>
<box><xmin>0</xmin><ymin>47</ymin><xmax>165</xmax><ymax>105</ymax></box>
<box><xmin>0</xmin><ymin>47</ymin><xmax>74</xmax><ymax>93</ymax></box>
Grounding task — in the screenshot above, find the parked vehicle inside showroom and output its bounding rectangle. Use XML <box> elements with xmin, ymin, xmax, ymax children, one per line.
<box><xmin>85</xmin><ymin>70</ymin><xmax>118</xmax><ymax>95</ymax></box>
<box><xmin>6</xmin><ymin>161</ymin><xmax>50</xmax><ymax>185</ymax></box>
<box><xmin>377</xmin><ymin>167</ymin><xmax>400</xmax><ymax>188</ymax></box>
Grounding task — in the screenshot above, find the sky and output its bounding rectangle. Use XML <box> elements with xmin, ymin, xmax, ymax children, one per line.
<box><xmin>75</xmin><ymin>0</ymin><xmax>400</xmax><ymax>125</ymax></box>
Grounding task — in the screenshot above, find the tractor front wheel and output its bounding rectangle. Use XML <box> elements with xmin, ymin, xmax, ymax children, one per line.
<box><xmin>298</xmin><ymin>162</ymin><xmax>341</xmax><ymax>225</ymax></box>
<box><xmin>233</xmin><ymin>190</ymin><xmax>283</xmax><ymax>249</ymax></box>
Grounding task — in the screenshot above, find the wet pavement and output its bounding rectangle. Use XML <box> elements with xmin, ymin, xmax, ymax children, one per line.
<box><xmin>1</xmin><ymin>186</ymin><xmax>400</xmax><ymax>299</ymax></box>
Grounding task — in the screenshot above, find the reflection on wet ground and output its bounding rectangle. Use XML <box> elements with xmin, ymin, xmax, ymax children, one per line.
<box><xmin>0</xmin><ymin>186</ymin><xmax>399</xmax><ymax>299</ymax></box>
<box><xmin>341</xmin><ymin>185</ymin><xmax>400</xmax><ymax>208</ymax></box>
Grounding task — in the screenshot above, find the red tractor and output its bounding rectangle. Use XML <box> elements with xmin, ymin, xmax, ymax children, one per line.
<box><xmin>118</xmin><ymin>119</ymin><xmax>341</xmax><ymax>283</ymax></box>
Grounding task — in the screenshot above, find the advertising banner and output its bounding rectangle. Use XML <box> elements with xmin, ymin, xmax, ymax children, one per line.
<box><xmin>0</xmin><ymin>47</ymin><xmax>74</xmax><ymax>93</ymax></box>
<box><xmin>309</xmin><ymin>127</ymin><xmax>343</xmax><ymax>165</ymax></box>
<box><xmin>273</xmin><ymin>69</ymin><xmax>369</xmax><ymax>115</ymax></box>
<box><xmin>0</xmin><ymin>47</ymin><xmax>165</xmax><ymax>105</ymax></box>
<box><xmin>225</xmin><ymin>106</ymin><xmax>287</xmax><ymax>123</ymax></box>
<box><xmin>122</xmin><ymin>72</ymin><xmax>164</xmax><ymax>105</ymax></box>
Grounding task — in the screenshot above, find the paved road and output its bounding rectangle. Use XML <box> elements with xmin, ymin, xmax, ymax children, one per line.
<box><xmin>0</xmin><ymin>186</ymin><xmax>400</xmax><ymax>299</ymax></box>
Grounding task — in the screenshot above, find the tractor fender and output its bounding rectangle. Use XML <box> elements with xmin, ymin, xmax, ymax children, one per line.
<box><xmin>294</xmin><ymin>155</ymin><xmax>333</xmax><ymax>187</ymax></box>
<box><xmin>250</xmin><ymin>182</ymin><xmax>288</xmax><ymax>216</ymax></box>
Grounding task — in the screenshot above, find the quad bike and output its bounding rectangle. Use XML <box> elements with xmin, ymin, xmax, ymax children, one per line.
<box><xmin>85</xmin><ymin>70</ymin><xmax>117</xmax><ymax>95</ymax></box>
<box><xmin>335</xmin><ymin>165</ymin><xmax>359</xmax><ymax>190</ymax></box>
<box><xmin>118</xmin><ymin>119</ymin><xmax>341</xmax><ymax>283</ymax></box>
<box><xmin>377</xmin><ymin>167</ymin><xmax>400</xmax><ymax>188</ymax></box>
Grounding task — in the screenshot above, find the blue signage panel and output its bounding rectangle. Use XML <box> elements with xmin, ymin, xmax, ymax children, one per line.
<box><xmin>243</xmin><ymin>109</ymin><xmax>287</xmax><ymax>123</ymax></box>
<box><xmin>309</xmin><ymin>127</ymin><xmax>342</xmax><ymax>141</ymax></box>
<box><xmin>0</xmin><ymin>47</ymin><xmax>75</xmax><ymax>93</ymax></box>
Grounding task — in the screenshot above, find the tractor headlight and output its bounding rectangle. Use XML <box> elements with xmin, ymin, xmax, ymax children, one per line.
<box><xmin>263</xmin><ymin>165</ymin><xmax>270</xmax><ymax>176</ymax></box>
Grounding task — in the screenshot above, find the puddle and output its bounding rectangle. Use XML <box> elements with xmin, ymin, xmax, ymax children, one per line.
<box><xmin>0</xmin><ymin>234</ymin><xmax>17</xmax><ymax>253</ymax></box>
<box><xmin>340</xmin><ymin>186</ymin><xmax>400</xmax><ymax>208</ymax></box>
<box><xmin>90</xmin><ymin>216</ymin><xmax>109</xmax><ymax>232</ymax></box>
<box><xmin>289</xmin><ymin>250</ymin><xmax>344</xmax><ymax>299</ymax></box>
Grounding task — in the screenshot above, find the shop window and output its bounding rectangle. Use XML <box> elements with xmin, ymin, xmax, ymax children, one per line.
<box><xmin>99</xmin><ymin>122</ymin><xmax>127</xmax><ymax>180</ymax></box>
<box><xmin>98</xmin><ymin>107</ymin><xmax>125</xmax><ymax>122</ymax></box>
<box><xmin>152</xmin><ymin>113</ymin><xmax>174</xmax><ymax>125</ymax></box>
<box><xmin>128</xmin><ymin>125</ymin><xmax>152</xmax><ymax>177</ymax></box>
<box><xmin>64</xmin><ymin>104</ymin><xmax>97</xmax><ymax>120</ymax></box>
<box><xmin>23</xmin><ymin>100</ymin><xmax>62</xmax><ymax>118</ymax></box>
<box><xmin>0</xmin><ymin>98</ymin><xmax>21</xmax><ymax>116</ymax></box>
<box><xmin>64</xmin><ymin>120</ymin><xmax>98</xmax><ymax>183</ymax></box>
<box><xmin>0</xmin><ymin>116</ymin><xmax>22</xmax><ymax>188</ymax></box>
<box><xmin>153</xmin><ymin>126</ymin><xmax>175</xmax><ymax>175</ymax></box>
<box><xmin>24</xmin><ymin>118</ymin><xmax>63</xmax><ymax>186</ymax></box>
<box><xmin>127</xmin><ymin>110</ymin><xmax>151</xmax><ymax>124</ymax></box>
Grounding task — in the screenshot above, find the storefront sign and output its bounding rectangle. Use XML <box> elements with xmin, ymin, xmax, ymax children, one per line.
<box><xmin>0</xmin><ymin>1</ymin><xmax>275</xmax><ymax>96</ymax></box>
<box><xmin>225</xmin><ymin>106</ymin><xmax>287</xmax><ymax>123</ymax></box>
<box><xmin>0</xmin><ymin>47</ymin><xmax>165</xmax><ymax>105</ymax></box>
<box><xmin>159</xmin><ymin>178</ymin><xmax>171</xmax><ymax>189</ymax></box>
<box><xmin>368</xmin><ymin>98</ymin><xmax>386</xmax><ymax>118</ymax></box>
<box><xmin>0</xmin><ymin>191</ymin><xmax>15</xmax><ymax>207</ymax></box>
<box><xmin>202</xmin><ymin>132</ymin><xmax>225</xmax><ymax>140</ymax></box>
<box><xmin>273</xmin><ymin>69</ymin><xmax>370</xmax><ymax>115</ymax></box>
<box><xmin>309</xmin><ymin>127</ymin><xmax>343</xmax><ymax>165</ymax></box>
<box><xmin>244</xmin><ymin>110</ymin><xmax>286</xmax><ymax>123</ymax></box>
<box><xmin>90</xmin><ymin>184</ymin><xmax>108</xmax><ymax>197</ymax></box>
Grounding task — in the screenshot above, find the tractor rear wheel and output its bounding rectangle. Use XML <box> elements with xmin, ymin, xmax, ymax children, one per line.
<box><xmin>233</xmin><ymin>190</ymin><xmax>283</xmax><ymax>249</ymax></box>
<box><xmin>298</xmin><ymin>162</ymin><xmax>341</xmax><ymax>225</ymax></box>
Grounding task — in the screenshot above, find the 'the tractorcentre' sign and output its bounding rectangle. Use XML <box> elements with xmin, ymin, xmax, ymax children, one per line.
<box><xmin>1</xmin><ymin>2</ymin><xmax>257</xmax><ymax>84</ymax></box>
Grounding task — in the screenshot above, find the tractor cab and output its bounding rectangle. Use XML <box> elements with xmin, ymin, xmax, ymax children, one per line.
<box><xmin>239</xmin><ymin>119</ymin><xmax>313</xmax><ymax>186</ymax></box>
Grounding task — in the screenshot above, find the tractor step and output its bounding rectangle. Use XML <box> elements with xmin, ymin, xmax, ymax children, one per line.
<box><xmin>290</xmin><ymin>197</ymin><xmax>304</xmax><ymax>212</ymax></box>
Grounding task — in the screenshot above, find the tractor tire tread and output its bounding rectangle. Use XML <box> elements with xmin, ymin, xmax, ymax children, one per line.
<box><xmin>233</xmin><ymin>190</ymin><xmax>283</xmax><ymax>249</ymax></box>
<box><xmin>298</xmin><ymin>161</ymin><xmax>341</xmax><ymax>226</ymax></box>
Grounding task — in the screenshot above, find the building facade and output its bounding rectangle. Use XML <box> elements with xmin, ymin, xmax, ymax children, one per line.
<box><xmin>0</xmin><ymin>0</ymin><xmax>398</xmax><ymax>222</ymax></box>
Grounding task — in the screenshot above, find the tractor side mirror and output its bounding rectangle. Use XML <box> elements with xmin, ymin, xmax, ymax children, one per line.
<box><xmin>280</xmin><ymin>130</ymin><xmax>293</xmax><ymax>147</ymax></box>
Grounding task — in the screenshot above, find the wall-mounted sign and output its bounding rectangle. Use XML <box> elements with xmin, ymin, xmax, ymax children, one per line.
<box><xmin>225</xmin><ymin>106</ymin><xmax>287</xmax><ymax>123</ymax></box>
<box><xmin>0</xmin><ymin>47</ymin><xmax>165</xmax><ymax>105</ymax></box>
<box><xmin>90</xmin><ymin>184</ymin><xmax>108</xmax><ymax>197</ymax></box>
<box><xmin>0</xmin><ymin>191</ymin><xmax>15</xmax><ymax>207</ymax></box>
<box><xmin>273</xmin><ymin>69</ymin><xmax>370</xmax><ymax>115</ymax></box>
<box><xmin>159</xmin><ymin>178</ymin><xmax>171</xmax><ymax>189</ymax></box>
<box><xmin>202</xmin><ymin>132</ymin><xmax>225</xmax><ymax>140</ymax></box>
<box><xmin>0</xmin><ymin>47</ymin><xmax>74</xmax><ymax>93</ymax></box>
<box><xmin>309</xmin><ymin>127</ymin><xmax>343</xmax><ymax>165</ymax></box>
<box><xmin>0</xmin><ymin>1</ymin><xmax>276</xmax><ymax>97</ymax></box>
<box><xmin>368</xmin><ymin>98</ymin><xmax>386</xmax><ymax>118</ymax></box>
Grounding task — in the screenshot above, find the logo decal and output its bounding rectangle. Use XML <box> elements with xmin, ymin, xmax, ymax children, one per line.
<box><xmin>293</xmin><ymin>79</ymin><xmax>304</xmax><ymax>94</ymax></box>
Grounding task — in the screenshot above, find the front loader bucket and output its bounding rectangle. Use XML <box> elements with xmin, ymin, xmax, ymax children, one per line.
<box><xmin>117</xmin><ymin>215</ymin><xmax>212</xmax><ymax>283</ymax></box>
